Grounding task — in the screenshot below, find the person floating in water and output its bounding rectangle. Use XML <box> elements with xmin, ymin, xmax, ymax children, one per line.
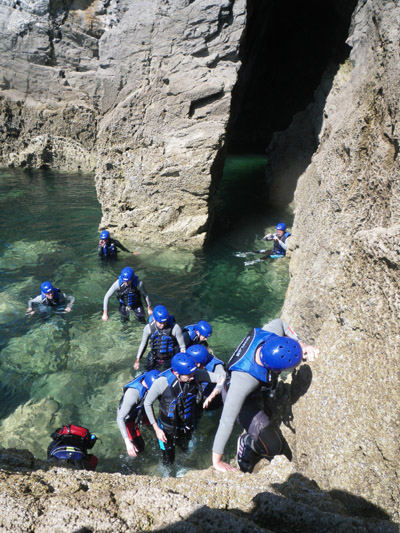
<box><xmin>98</xmin><ymin>230</ymin><xmax>140</xmax><ymax>258</ymax></box>
<box><xmin>260</xmin><ymin>222</ymin><xmax>291</xmax><ymax>258</ymax></box>
<box><xmin>102</xmin><ymin>266</ymin><xmax>152</xmax><ymax>324</ymax></box>
<box><xmin>134</xmin><ymin>305</ymin><xmax>186</xmax><ymax>372</ymax></box>
<box><xmin>211</xmin><ymin>318</ymin><xmax>319</xmax><ymax>473</ymax></box>
<box><xmin>117</xmin><ymin>370</ymin><xmax>160</xmax><ymax>457</ymax></box>
<box><xmin>26</xmin><ymin>281</ymin><xmax>75</xmax><ymax>315</ymax></box>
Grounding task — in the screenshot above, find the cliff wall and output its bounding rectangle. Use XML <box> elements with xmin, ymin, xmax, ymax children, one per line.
<box><xmin>0</xmin><ymin>0</ymin><xmax>246</xmax><ymax>247</ymax></box>
<box><xmin>271</xmin><ymin>0</ymin><xmax>400</xmax><ymax>521</ymax></box>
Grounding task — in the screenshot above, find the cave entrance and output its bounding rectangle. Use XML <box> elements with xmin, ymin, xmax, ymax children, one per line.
<box><xmin>208</xmin><ymin>0</ymin><xmax>357</xmax><ymax>240</ymax></box>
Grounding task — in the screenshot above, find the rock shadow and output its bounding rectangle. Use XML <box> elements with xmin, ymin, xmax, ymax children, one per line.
<box><xmin>154</xmin><ymin>472</ymin><xmax>397</xmax><ymax>532</ymax></box>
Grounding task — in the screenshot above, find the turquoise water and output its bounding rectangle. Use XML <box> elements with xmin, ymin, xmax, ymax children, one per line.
<box><xmin>0</xmin><ymin>160</ymin><xmax>292</xmax><ymax>476</ymax></box>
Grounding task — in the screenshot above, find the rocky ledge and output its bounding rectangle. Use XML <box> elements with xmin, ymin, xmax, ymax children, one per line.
<box><xmin>1</xmin><ymin>447</ymin><xmax>396</xmax><ymax>532</ymax></box>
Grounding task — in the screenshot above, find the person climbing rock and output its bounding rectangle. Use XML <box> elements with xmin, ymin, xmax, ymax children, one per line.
<box><xmin>212</xmin><ymin>318</ymin><xmax>319</xmax><ymax>473</ymax></box>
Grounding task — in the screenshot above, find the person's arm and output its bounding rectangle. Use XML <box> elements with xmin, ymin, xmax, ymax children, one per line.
<box><xmin>137</xmin><ymin>280</ymin><xmax>152</xmax><ymax>313</ymax></box>
<box><xmin>98</xmin><ymin>242</ymin><xmax>104</xmax><ymax>256</ymax></box>
<box><xmin>263</xmin><ymin>233</ymin><xmax>275</xmax><ymax>241</ymax></box>
<box><xmin>196</xmin><ymin>369</ymin><xmax>225</xmax><ymax>408</ymax></box>
<box><xmin>116</xmin><ymin>388</ymin><xmax>141</xmax><ymax>456</ymax></box>
<box><xmin>63</xmin><ymin>293</ymin><xmax>75</xmax><ymax>312</ymax></box>
<box><xmin>173</xmin><ymin>324</ymin><xmax>186</xmax><ymax>353</ymax></box>
<box><xmin>113</xmin><ymin>239</ymin><xmax>131</xmax><ymax>253</ymax></box>
<box><xmin>134</xmin><ymin>325</ymin><xmax>151</xmax><ymax>370</ymax></box>
<box><xmin>102</xmin><ymin>280</ymin><xmax>119</xmax><ymax>321</ymax></box>
<box><xmin>274</xmin><ymin>234</ymin><xmax>289</xmax><ymax>251</ymax></box>
<box><xmin>212</xmin><ymin>372</ymin><xmax>259</xmax><ymax>472</ymax></box>
<box><xmin>143</xmin><ymin>378</ymin><xmax>168</xmax><ymax>443</ymax></box>
<box><xmin>26</xmin><ymin>295</ymin><xmax>42</xmax><ymax>314</ymax></box>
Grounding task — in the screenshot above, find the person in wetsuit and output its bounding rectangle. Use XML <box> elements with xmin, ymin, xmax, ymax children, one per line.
<box><xmin>102</xmin><ymin>266</ymin><xmax>152</xmax><ymax>324</ymax></box>
<box><xmin>144</xmin><ymin>352</ymin><xmax>225</xmax><ymax>465</ymax></box>
<box><xmin>117</xmin><ymin>370</ymin><xmax>160</xmax><ymax>457</ymax></box>
<box><xmin>134</xmin><ymin>305</ymin><xmax>186</xmax><ymax>371</ymax></box>
<box><xmin>183</xmin><ymin>320</ymin><xmax>212</xmax><ymax>349</ymax></box>
<box><xmin>26</xmin><ymin>281</ymin><xmax>75</xmax><ymax>315</ymax></box>
<box><xmin>98</xmin><ymin>230</ymin><xmax>140</xmax><ymax>258</ymax></box>
<box><xmin>258</xmin><ymin>222</ymin><xmax>291</xmax><ymax>258</ymax></box>
<box><xmin>212</xmin><ymin>318</ymin><xmax>319</xmax><ymax>473</ymax></box>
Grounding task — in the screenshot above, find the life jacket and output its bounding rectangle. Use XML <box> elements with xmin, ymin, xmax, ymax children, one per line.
<box><xmin>228</xmin><ymin>328</ymin><xmax>279</xmax><ymax>383</ymax></box>
<box><xmin>183</xmin><ymin>324</ymin><xmax>207</xmax><ymax>346</ymax></box>
<box><xmin>272</xmin><ymin>231</ymin><xmax>291</xmax><ymax>256</ymax></box>
<box><xmin>149</xmin><ymin>316</ymin><xmax>178</xmax><ymax>360</ymax></box>
<box><xmin>117</xmin><ymin>275</ymin><xmax>142</xmax><ymax>308</ymax></box>
<box><xmin>158</xmin><ymin>369</ymin><xmax>198</xmax><ymax>432</ymax></box>
<box><xmin>41</xmin><ymin>287</ymin><xmax>61</xmax><ymax>306</ymax></box>
<box><xmin>102</xmin><ymin>241</ymin><xmax>117</xmax><ymax>257</ymax></box>
<box><xmin>121</xmin><ymin>374</ymin><xmax>147</xmax><ymax>422</ymax></box>
<box><xmin>205</xmin><ymin>355</ymin><xmax>225</xmax><ymax>373</ymax></box>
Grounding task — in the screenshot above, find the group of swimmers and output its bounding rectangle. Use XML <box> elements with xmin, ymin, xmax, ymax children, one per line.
<box><xmin>26</xmin><ymin>223</ymin><xmax>319</xmax><ymax>473</ymax></box>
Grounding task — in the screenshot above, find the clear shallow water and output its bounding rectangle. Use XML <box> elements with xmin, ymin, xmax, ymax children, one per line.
<box><xmin>0</xmin><ymin>161</ymin><xmax>292</xmax><ymax>476</ymax></box>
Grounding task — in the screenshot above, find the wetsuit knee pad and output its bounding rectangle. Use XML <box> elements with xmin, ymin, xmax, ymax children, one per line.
<box><xmin>254</xmin><ymin>425</ymin><xmax>283</xmax><ymax>458</ymax></box>
<box><xmin>237</xmin><ymin>433</ymin><xmax>261</xmax><ymax>473</ymax></box>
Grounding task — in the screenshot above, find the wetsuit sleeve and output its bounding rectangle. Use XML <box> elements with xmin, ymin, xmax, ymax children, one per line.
<box><xmin>143</xmin><ymin>377</ymin><xmax>168</xmax><ymax>425</ymax></box>
<box><xmin>103</xmin><ymin>280</ymin><xmax>119</xmax><ymax>311</ymax></box>
<box><xmin>136</xmin><ymin>324</ymin><xmax>151</xmax><ymax>359</ymax></box>
<box><xmin>212</xmin><ymin>371</ymin><xmax>260</xmax><ymax>456</ymax></box>
<box><xmin>262</xmin><ymin>318</ymin><xmax>301</xmax><ymax>341</ymax></box>
<box><xmin>173</xmin><ymin>324</ymin><xmax>186</xmax><ymax>352</ymax></box>
<box><xmin>27</xmin><ymin>295</ymin><xmax>42</xmax><ymax>308</ymax></box>
<box><xmin>116</xmin><ymin>388</ymin><xmax>141</xmax><ymax>439</ymax></box>
<box><xmin>113</xmin><ymin>239</ymin><xmax>130</xmax><ymax>253</ymax></box>
<box><xmin>279</xmin><ymin>236</ymin><xmax>289</xmax><ymax>251</ymax></box>
<box><xmin>62</xmin><ymin>293</ymin><xmax>75</xmax><ymax>309</ymax></box>
<box><xmin>137</xmin><ymin>280</ymin><xmax>151</xmax><ymax>307</ymax></box>
<box><xmin>213</xmin><ymin>363</ymin><xmax>227</xmax><ymax>379</ymax></box>
<box><xmin>98</xmin><ymin>244</ymin><xmax>104</xmax><ymax>256</ymax></box>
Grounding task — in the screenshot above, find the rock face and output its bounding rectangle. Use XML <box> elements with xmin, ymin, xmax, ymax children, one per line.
<box><xmin>266</xmin><ymin>0</ymin><xmax>400</xmax><ymax>522</ymax></box>
<box><xmin>0</xmin><ymin>448</ymin><xmax>397</xmax><ymax>532</ymax></box>
<box><xmin>0</xmin><ymin>0</ymin><xmax>246</xmax><ymax>247</ymax></box>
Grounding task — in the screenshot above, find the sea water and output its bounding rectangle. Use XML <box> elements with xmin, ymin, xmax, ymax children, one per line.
<box><xmin>0</xmin><ymin>159</ymin><xmax>292</xmax><ymax>476</ymax></box>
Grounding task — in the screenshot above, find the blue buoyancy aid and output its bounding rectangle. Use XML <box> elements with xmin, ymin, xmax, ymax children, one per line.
<box><xmin>205</xmin><ymin>355</ymin><xmax>225</xmax><ymax>373</ymax></box>
<box><xmin>158</xmin><ymin>369</ymin><xmax>198</xmax><ymax>431</ymax></box>
<box><xmin>228</xmin><ymin>328</ymin><xmax>279</xmax><ymax>383</ymax></box>
<box><xmin>149</xmin><ymin>317</ymin><xmax>178</xmax><ymax>360</ymax></box>
<box><xmin>102</xmin><ymin>242</ymin><xmax>117</xmax><ymax>257</ymax></box>
<box><xmin>123</xmin><ymin>374</ymin><xmax>147</xmax><ymax>420</ymax></box>
<box><xmin>41</xmin><ymin>287</ymin><xmax>61</xmax><ymax>306</ymax></box>
<box><xmin>117</xmin><ymin>275</ymin><xmax>142</xmax><ymax>308</ymax></box>
<box><xmin>273</xmin><ymin>231</ymin><xmax>291</xmax><ymax>256</ymax></box>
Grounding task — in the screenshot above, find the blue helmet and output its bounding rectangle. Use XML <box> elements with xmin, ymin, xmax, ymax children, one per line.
<box><xmin>260</xmin><ymin>337</ymin><xmax>302</xmax><ymax>371</ymax></box>
<box><xmin>153</xmin><ymin>305</ymin><xmax>169</xmax><ymax>323</ymax></box>
<box><xmin>195</xmin><ymin>320</ymin><xmax>212</xmax><ymax>338</ymax></box>
<box><xmin>171</xmin><ymin>353</ymin><xmax>197</xmax><ymax>375</ymax></box>
<box><xmin>100</xmin><ymin>230</ymin><xmax>110</xmax><ymax>240</ymax></box>
<box><xmin>120</xmin><ymin>267</ymin><xmax>134</xmax><ymax>282</ymax></box>
<box><xmin>187</xmin><ymin>344</ymin><xmax>210</xmax><ymax>366</ymax></box>
<box><xmin>275</xmin><ymin>222</ymin><xmax>286</xmax><ymax>231</ymax></box>
<box><xmin>40</xmin><ymin>281</ymin><xmax>54</xmax><ymax>295</ymax></box>
<box><xmin>143</xmin><ymin>370</ymin><xmax>160</xmax><ymax>389</ymax></box>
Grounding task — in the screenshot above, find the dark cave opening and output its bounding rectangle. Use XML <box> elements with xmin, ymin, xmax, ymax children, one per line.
<box><xmin>208</xmin><ymin>0</ymin><xmax>357</xmax><ymax>240</ymax></box>
<box><xmin>227</xmin><ymin>0</ymin><xmax>358</xmax><ymax>154</ymax></box>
